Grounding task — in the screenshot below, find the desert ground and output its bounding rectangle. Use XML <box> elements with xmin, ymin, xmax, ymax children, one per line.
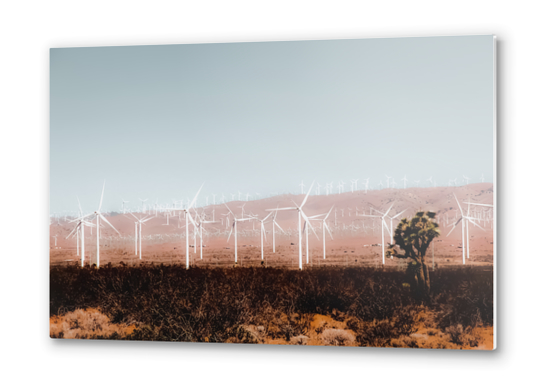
<box><xmin>50</xmin><ymin>183</ymin><xmax>494</xmax><ymax>349</ymax></box>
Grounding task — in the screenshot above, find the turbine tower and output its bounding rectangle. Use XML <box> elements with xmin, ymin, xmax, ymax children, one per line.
<box><xmin>267</xmin><ymin>181</ymin><xmax>317</xmax><ymax>270</ymax></box>
<box><xmin>361</xmin><ymin>202</ymin><xmax>395</xmax><ymax>265</ymax></box>
<box><xmin>174</xmin><ymin>184</ymin><xmax>204</xmax><ymax>269</ymax></box>
<box><xmin>93</xmin><ymin>181</ymin><xmax>121</xmax><ymax>267</ymax></box>
<box><xmin>225</xmin><ymin>204</ymin><xmax>253</xmax><ymax>264</ymax></box>
<box><xmin>446</xmin><ymin>194</ymin><xmax>484</xmax><ymax>264</ymax></box>
<box><xmin>309</xmin><ymin>205</ymin><xmax>334</xmax><ymax>259</ymax></box>
<box><xmin>130</xmin><ymin>213</ymin><xmax>154</xmax><ymax>259</ymax></box>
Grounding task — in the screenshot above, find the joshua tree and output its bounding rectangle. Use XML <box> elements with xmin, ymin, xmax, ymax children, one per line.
<box><xmin>386</xmin><ymin>211</ymin><xmax>440</xmax><ymax>297</ymax></box>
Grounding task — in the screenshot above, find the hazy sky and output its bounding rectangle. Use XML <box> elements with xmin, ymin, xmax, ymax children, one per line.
<box><xmin>50</xmin><ymin>35</ymin><xmax>494</xmax><ymax>213</ymax></box>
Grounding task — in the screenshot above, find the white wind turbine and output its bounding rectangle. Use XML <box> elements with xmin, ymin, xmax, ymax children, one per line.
<box><xmin>66</xmin><ymin>218</ymin><xmax>96</xmax><ymax>267</ymax></box>
<box><xmin>361</xmin><ymin>202</ymin><xmax>394</xmax><ymax>265</ymax></box>
<box><xmin>266</xmin><ymin>181</ymin><xmax>318</xmax><ymax>270</ymax></box>
<box><xmin>401</xmin><ymin>175</ymin><xmax>408</xmax><ymax>189</ymax></box>
<box><xmin>310</xmin><ymin>205</ymin><xmax>334</xmax><ymax>259</ymax></box>
<box><xmin>91</xmin><ymin>182</ymin><xmax>121</xmax><ymax>268</ymax></box>
<box><xmin>195</xmin><ymin>215</ymin><xmax>219</xmax><ymax>260</ymax></box>
<box><xmin>121</xmin><ymin>198</ymin><xmax>129</xmax><ymax>214</ymax></box>
<box><xmin>130</xmin><ymin>213</ymin><xmax>154</xmax><ymax>259</ymax></box>
<box><xmin>301</xmin><ymin>207</ymin><xmax>321</xmax><ymax>264</ymax></box>
<box><xmin>363</xmin><ymin>178</ymin><xmax>370</xmax><ymax>194</ymax></box>
<box><xmin>66</xmin><ymin>197</ymin><xmax>96</xmax><ymax>266</ymax></box>
<box><xmin>256</xmin><ymin>212</ymin><xmax>273</xmax><ymax>260</ymax></box>
<box><xmin>270</xmin><ymin>210</ymin><xmax>286</xmax><ymax>253</ymax></box>
<box><xmin>225</xmin><ymin>204</ymin><xmax>253</xmax><ymax>264</ymax></box>
<box><xmin>299</xmin><ymin>180</ymin><xmax>305</xmax><ymax>194</ymax></box>
<box><xmin>385</xmin><ymin>175</ymin><xmax>392</xmax><ymax>188</ymax></box>
<box><xmin>139</xmin><ymin>198</ymin><xmax>148</xmax><ymax>213</ymax></box>
<box><xmin>351</xmin><ymin>179</ymin><xmax>358</xmax><ymax>193</ymax></box>
<box><xmin>446</xmin><ymin>194</ymin><xmax>484</xmax><ymax>264</ymax></box>
<box><xmin>174</xmin><ymin>184</ymin><xmax>204</xmax><ymax>269</ymax></box>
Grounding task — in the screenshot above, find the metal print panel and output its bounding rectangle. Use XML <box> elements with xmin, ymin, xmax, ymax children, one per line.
<box><xmin>50</xmin><ymin>35</ymin><xmax>496</xmax><ymax>349</ymax></box>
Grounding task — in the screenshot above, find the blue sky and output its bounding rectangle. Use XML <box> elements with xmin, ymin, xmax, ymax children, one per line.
<box><xmin>50</xmin><ymin>35</ymin><xmax>494</xmax><ymax>213</ymax></box>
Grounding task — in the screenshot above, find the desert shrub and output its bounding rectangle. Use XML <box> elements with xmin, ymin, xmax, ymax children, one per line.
<box><xmin>50</xmin><ymin>265</ymin><xmax>492</xmax><ymax>346</ymax></box>
<box><xmin>320</xmin><ymin>328</ymin><xmax>356</xmax><ymax>346</ymax></box>
<box><xmin>391</xmin><ymin>335</ymin><xmax>419</xmax><ymax>348</ymax></box>
<box><xmin>50</xmin><ymin>308</ymin><xmax>133</xmax><ymax>339</ymax></box>
<box><xmin>290</xmin><ymin>335</ymin><xmax>309</xmax><ymax>345</ymax></box>
<box><xmin>432</xmin><ymin>268</ymin><xmax>493</xmax><ymax>329</ymax></box>
<box><xmin>348</xmin><ymin>307</ymin><xmax>418</xmax><ymax>347</ymax></box>
<box><xmin>444</xmin><ymin>324</ymin><xmax>481</xmax><ymax>347</ymax></box>
<box><xmin>445</xmin><ymin>324</ymin><xmax>464</xmax><ymax>345</ymax></box>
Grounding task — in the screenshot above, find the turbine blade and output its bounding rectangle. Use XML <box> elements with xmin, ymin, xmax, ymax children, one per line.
<box><xmin>274</xmin><ymin>221</ymin><xmax>285</xmax><ymax>234</ymax></box>
<box><xmin>300</xmin><ymin>181</ymin><xmax>315</xmax><ymax>207</ymax></box>
<box><xmin>98</xmin><ymin>180</ymin><xmax>106</xmax><ymax>212</ymax></box>
<box><xmin>77</xmin><ymin>196</ymin><xmax>83</xmax><ymax>215</ymax></box>
<box><xmin>384</xmin><ymin>202</ymin><xmax>395</xmax><ymax>217</ymax></box>
<box><xmin>188</xmin><ymin>183</ymin><xmax>205</xmax><ymax>210</ymax></box>
<box><xmin>446</xmin><ymin>217</ymin><xmax>463</xmax><ymax>237</ymax></box>
<box><xmin>227</xmin><ymin>226</ymin><xmax>233</xmax><ymax>242</ymax></box>
<box><xmin>325</xmin><ymin>205</ymin><xmax>334</xmax><ymax>220</ymax></box>
<box><xmin>300</xmin><ymin>210</ymin><xmax>319</xmax><ymax>240</ymax></box>
<box><xmin>65</xmin><ymin>222</ymin><xmax>81</xmax><ymax>239</ymax></box>
<box><xmin>99</xmin><ymin>213</ymin><xmax>120</xmax><ymax>235</ymax></box>
<box><xmin>392</xmin><ymin>209</ymin><xmax>407</xmax><ymax>219</ymax></box>
<box><xmin>468</xmin><ymin>218</ymin><xmax>485</xmax><ymax>231</ymax></box>
<box><xmin>454</xmin><ymin>194</ymin><xmax>464</xmax><ymax>216</ymax></box>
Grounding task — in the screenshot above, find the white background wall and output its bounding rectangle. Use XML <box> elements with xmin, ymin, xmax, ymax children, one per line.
<box><xmin>0</xmin><ymin>1</ymin><xmax>538</xmax><ymax>382</ymax></box>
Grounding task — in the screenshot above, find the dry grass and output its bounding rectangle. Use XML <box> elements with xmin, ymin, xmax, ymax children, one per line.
<box><xmin>50</xmin><ymin>308</ymin><xmax>135</xmax><ymax>339</ymax></box>
<box><xmin>320</xmin><ymin>328</ymin><xmax>356</xmax><ymax>346</ymax></box>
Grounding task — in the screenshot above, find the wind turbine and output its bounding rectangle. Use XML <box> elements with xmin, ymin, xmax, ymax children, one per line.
<box><xmin>139</xmin><ymin>198</ymin><xmax>148</xmax><ymax>213</ymax></box>
<box><xmin>310</xmin><ymin>205</ymin><xmax>334</xmax><ymax>259</ymax></box>
<box><xmin>266</xmin><ymin>181</ymin><xmax>317</xmax><ymax>270</ymax></box>
<box><xmin>385</xmin><ymin>175</ymin><xmax>392</xmax><ymax>188</ymax></box>
<box><xmin>130</xmin><ymin>213</ymin><xmax>154</xmax><ymax>259</ymax></box>
<box><xmin>121</xmin><ymin>198</ymin><xmax>129</xmax><ymax>214</ymax></box>
<box><xmin>361</xmin><ymin>202</ymin><xmax>394</xmax><ymax>265</ymax></box>
<box><xmin>225</xmin><ymin>204</ymin><xmax>253</xmax><ymax>264</ymax></box>
<box><xmin>256</xmin><ymin>212</ymin><xmax>273</xmax><ymax>260</ymax></box>
<box><xmin>174</xmin><ymin>184</ymin><xmax>204</xmax><ymax>269</ymax></box>
<box><xmin>270</xmin><ymin>210</ymin><xmax>285</xmax><ymax>253</ymax></box>
<box><xmin>66</xmin><ymin>198</ymin><xmax>96</xmax><ymax>266</ymax></box>
<box><xmin>401</xmin><ymin>175</ymin><xmax>408</xmax><ymax>189</ymax></box>
<box><xmin>446</xmin><ymin>194</ymin><xmax>484</xmax><ymax>264</ymax></box>
<box><xmin>351</xmin><ymin>179</ymin><xmax>358</xmax><ymax>193</ymax></box>
<box><xmin>301</xmin><ymin>206</ymin><xmax>321</xmax><ymax>264</ymax></box>
<box><xmin>195</xmin><ymin>215</ymin><xmax>219</xmax><ymax>260</ymax></box>
<box><xmin>92</xmin><ymin>181</ymin><xmax>121</xmax><ymax>268</ymax></box>
<box><xmin>299</xmin><ymin>180</ymin><xmax>305</xmax><ymax>194</ymax></box>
